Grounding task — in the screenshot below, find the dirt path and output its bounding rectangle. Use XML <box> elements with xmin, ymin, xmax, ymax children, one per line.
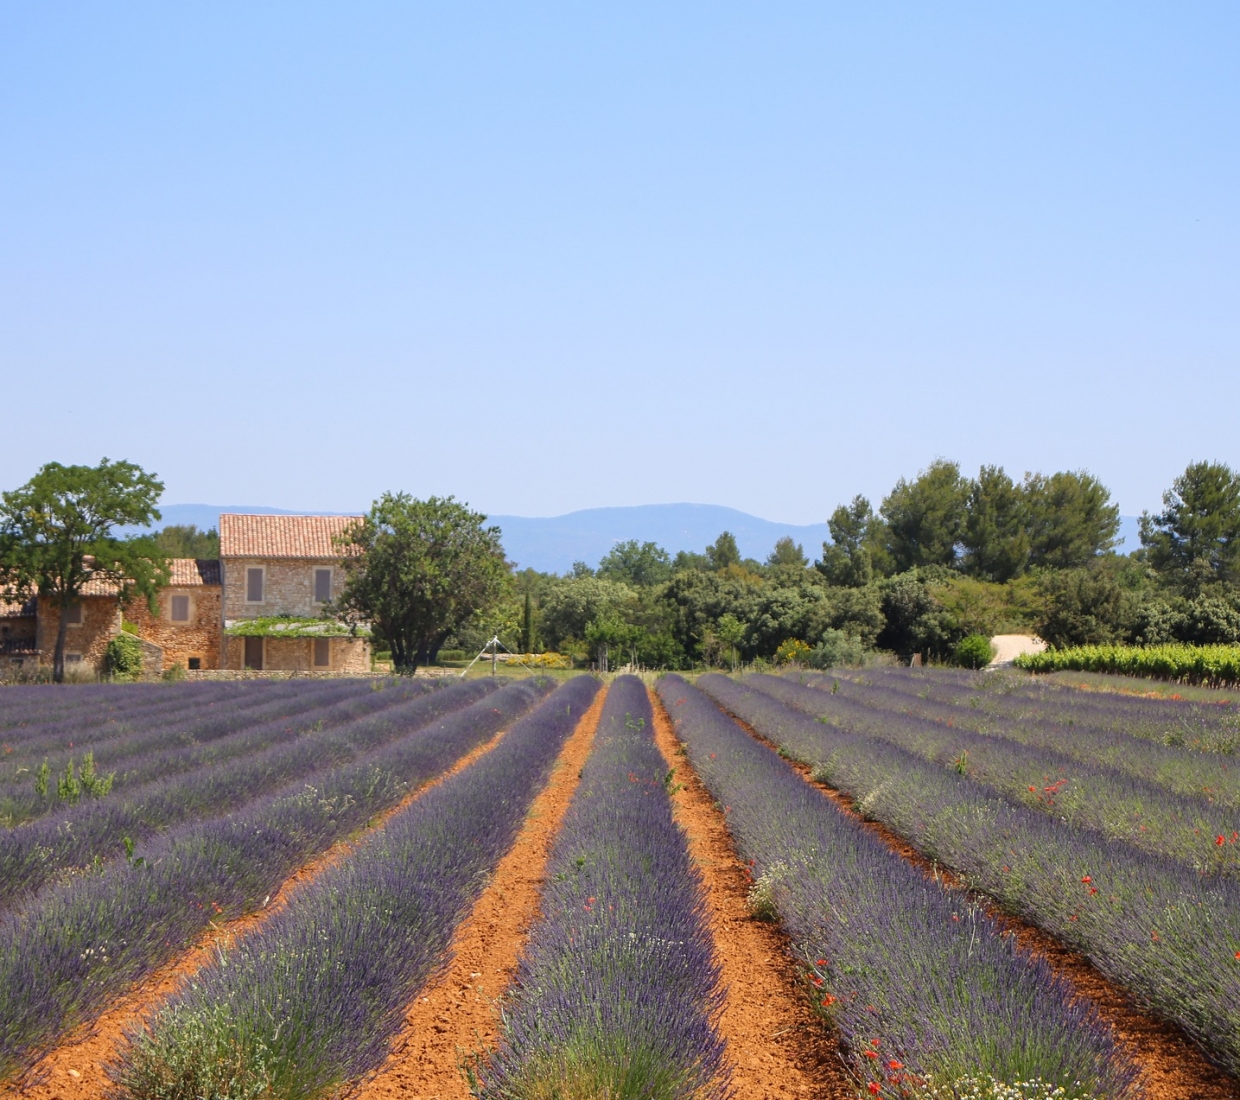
<box><xmin>350</xmin><ymin>685</ymin><xmax>609</xmax><ymax>1100</ymax></box>
<box><xmin>988</xmin><ymin>633</ymin><xmax>1046</xmax><ymax>665</ymax></box>
<box><xmin>728</xmin><ymin>711</ymin><xmax>1240</xmax><ymax>1100</ymax></box>
<box><xmin>649</xmin><ymin>690</ymin><xmax>854</xmax><ymax>1100</ymax></box>
<box><xmin>6</xmin><ymin>724</ymin><xmax>517</xmax><ymax>1100</ymax></box>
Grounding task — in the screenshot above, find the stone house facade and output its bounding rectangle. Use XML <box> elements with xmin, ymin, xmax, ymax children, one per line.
<box><xmin>0</xmin><ymin>594</ymin><xmax>38</xmax><ymax>676</ymax></box>
<box><xmin>122</xmin><ymin>559</ymin><xmax>222</xmax><ymax>671</ymax></box>
<box><xmin>219</xmin><ymin>514</ymin><xmax>370</xmax><ymax>674</ymax></box>
<box><xmin>1</xmin><ymin>513</ymin><xmax>369</xmax><ymax>679</ymax></box>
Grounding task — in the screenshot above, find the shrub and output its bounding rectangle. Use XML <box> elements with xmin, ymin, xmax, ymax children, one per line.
<box><xmin>104</xmin><ymin>633</ymin><xmax>144</xmax><ymax>681</ymax></box>
<box><xmin>161</xmin><ymin>663</ymin><xmax>186</xmax><ymax>682</ymax></box>
<box><xmin>808</xmin><ymin>629</ymin><xmax>865</xmax><ymax>669</ymax></box>
<box><xmin>954</xmin><ymin>634</ymin><xmax>995</xmax><ymax>669</ymax></box>
<box><xmin>774</xmin><ymin>638</ymin><xmax>811</xmax><ymax>666</ymax></box>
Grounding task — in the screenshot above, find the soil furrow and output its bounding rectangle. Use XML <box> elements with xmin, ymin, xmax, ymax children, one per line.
<box><xmin>6</xmin><ymin>723</ymin><xmax>516</xmax><ymax>1100</ymax></box>
<box><xmin>649</xmin><ymin>688</ymin><xmax>855</xmax><ymax>1100</ymax></box>
<box><xmin>722</xmin><ymin>702</ymin><xmax>1240</xmax><ymax>1100</ymax></box>
<box><xmin>350</xmin><ymin>683</ymin><xmax>609</xmax><ymax>1100</ymax></box>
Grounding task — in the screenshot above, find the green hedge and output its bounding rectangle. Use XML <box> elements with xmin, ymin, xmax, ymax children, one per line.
<box><xmin>1014</xmin><ymin>643</ymin><xmax>1240</xmax><ymax>687</ymax></box>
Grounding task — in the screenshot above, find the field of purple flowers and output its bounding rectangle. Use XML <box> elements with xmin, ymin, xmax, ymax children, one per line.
<box><xmin>4</xmin><ymin>670</ymin><xmax>1239</xmax><ymax>1099</ymax></box>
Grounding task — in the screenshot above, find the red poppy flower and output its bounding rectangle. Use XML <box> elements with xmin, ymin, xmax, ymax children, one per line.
<box><xmin>1081</xmin><ymin>875</ymin><xmax>1091</xmax><ymax>883</ymax></box>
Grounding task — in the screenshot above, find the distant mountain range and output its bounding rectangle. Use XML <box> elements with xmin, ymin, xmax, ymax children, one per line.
<box><xmin>139</xmin><ymin>503</ymin><xmax>1143</xmax><ymax>576</ymax></box>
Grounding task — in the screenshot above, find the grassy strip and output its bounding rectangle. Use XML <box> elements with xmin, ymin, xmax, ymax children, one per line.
<box><xmin>0</xmin><ymin>678</ymin><xmax>487</xmax><ymax>912</ymax></box>
<box><xmin>700</xmin><ymin>675</ymin><xmax>1240</xmax><ymax>1080</ymax></box>
<box><xmin>0</xmin><ymin>677</ymin><xmax>552</xmax><ymax>1083</ymax></box>
<box><xmin>108</xmin><ymin>676</ymin><xmax>602</xmax><ymax>1100</ymax></box>
<box><xmin>660</xmin><ymin>675</ymin><xmax>1136</xmax><ymax>1100</ymax></box>
<box><xmin>1015</xmin><ymin>644</ymin><xmax>1240</xmax><ymax>687</ymax></box>
<box><xmin>750</xmin><ymin>674</ymin><xmax>1240</xmax><ymax>874</ymax></box>
<box><xmin>475</xmin><ymin>676</ymin><xmax>726</xmax><ymax>1100</ymax></box>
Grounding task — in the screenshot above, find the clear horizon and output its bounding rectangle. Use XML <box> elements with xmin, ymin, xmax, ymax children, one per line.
<box><xmin>2</xmin><ymin>4</ymin><xmax>1236</xmax><ymax>523</ymax></box>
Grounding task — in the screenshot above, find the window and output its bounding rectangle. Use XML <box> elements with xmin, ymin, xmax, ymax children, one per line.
<box><xmin>65</xmin><ymin>603</ymin><xmax>83</xmax><ymax>626</ymax></box>
<box><xmin>187</xmin><ymin>657</ymin><xmax>201</xmax><ymax>671</ymax></box>
<box><xmin>246</xmin><ymin>568</ymin><xmax>264</xmax><ymax>603</ymax></box>
<box><xmin>66</xmin><ymin>653</ymin><xmax>82</xmax><ymax>664</ymax></box>
<box><xmin>313</xmin><ymin>638</ymin><xmax>331</xmax><ymax>668</ymax></box>
<box><xmin>170</xmin><ymin>595</ymin><xmax>190</xmax><ymax>622</ymax></box>
<box><xmin>314</xmin><ymin>568</ymin><xmax>332</xmax><ymax>603</ymax></box>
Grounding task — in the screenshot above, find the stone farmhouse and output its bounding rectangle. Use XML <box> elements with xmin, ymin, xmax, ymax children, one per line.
<box><xmin>0</xmin><ymin>514</ymin><xmax>370</xmax><ymax>678</ymax></box>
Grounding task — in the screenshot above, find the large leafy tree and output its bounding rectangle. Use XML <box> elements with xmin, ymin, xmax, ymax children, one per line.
<box><xmin>335</xmin><ymin>494</ymin><xmax>509</xmax><ymax>674</ymax></box>
<box><xmin>1140</xmin><ymin>460</ymin><xmax>1240</xmax><ymax>593</ymax></box>
<box><xmin>881</xmin><ymin>460</ymin><xmax>971</xmax><ymax>572</ymax></box>
<box><xmin>0</xmin><ymin>459</ymin><xmax>167</xmax><ymax>682</ymax></box>
<box><xmin>818</xmin><ymin>495</ymin><xmax>877</xmax><ymax>587</ymax></box>
<box><xmin>1024</xmin><ymin>470</ymin><xmax>1119</xmax><ymax>570</ymax></box>
<box><xmin>961</xmin><ymin>465</ymin><xmax>1030</xmax><ymax>582</ymax></box>
<box><xmin>597</xmin><ymin>539</ymin><xmax>672</xmax><ymax>587</ymax></box>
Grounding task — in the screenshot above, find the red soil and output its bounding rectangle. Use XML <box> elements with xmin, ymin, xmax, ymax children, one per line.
<box><xmin>5</xmin><ymin>724</ymin><xmax>515</xmax><ymax>1100</ymax></box>
<box><xmin>649</xmin><ymin>689</ymin><xmax>856</xmax><ymax>1100</ymax></box>
<box><xmin>730</xmin><ymin>710</ymin><xmax>1240</xmax><ymax>1100</ymax></box>
<box><xmin>350</xmin><ymin>684</ymin><xmax>609</xmax><ymax>1100</ymax></box>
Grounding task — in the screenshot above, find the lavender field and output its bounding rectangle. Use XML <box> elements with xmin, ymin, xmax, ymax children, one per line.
<box><xmin>2</xmin><ymin>671</ymin><xmax>1238</xmax><ymax>1099</ymax></box>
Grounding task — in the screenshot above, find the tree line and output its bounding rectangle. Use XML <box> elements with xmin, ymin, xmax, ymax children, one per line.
<box><xmin>455</xmin><ymin>458</ymin><xmax>1240</xmax><ymax>669</ymax></box>
<box><xmin>4</xmin><ymin>457</ymin><xmax>1238</xmax><ymax>680</ymax></box>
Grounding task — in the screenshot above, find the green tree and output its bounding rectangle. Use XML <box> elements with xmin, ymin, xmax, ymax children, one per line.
<box><xmin>597</xmin><ymin>539</ymin><xmax>673</xmax><ymax>587</ymax></box>
<box><xmin>715</xmin><ymin>612</ymin><xmax>746</xmax><ymax>670</ymax></box>
<box><xmin>876</xmin><ymin>570</ymin><xmax>963</xmax><ymax>662</ymax></box>
<box><xmin>334</xmin><ymin>494</ymin><xmax>509</xmax><ymax>674</ymax></box>
<box><xmin>961</xmin><ymin>465</ymin><xmax>1030</xmax><ymax>582</ymax></box>
<box><xmin>0</xmin><ymin>459</ymin><xmax>167</xmax><ymax>682</ymax></box>
<box><xmin>520</xmin><ymin>592</ymin><xmax>534</xmax><ymax>653</ymax></box>
<box><xmin>880</xmin><ymin>460</ymin><xmax>970</xmax><ymax>572</ymax></box>
<box><xmin>538</xmin><ymin>576</ymin><xmax>635</xmax><ymax>652</ymax></box>
<box><xmin>706</xmin><ymin>531</ymin><xmax>742</xmax><ymax>571</ymax></box>
<box><xmin>152</xmin><ymin>524</ymin><xmax>220</xmax><ymax>559</ymax></box>
<box><xmin>1024</xmin><ymin>470</ymin><xmax>1119</xmax><ymax>570</ymax></box>
<box><xmin>817</xmin><ymin>496</ymin><xmax>877</xmax><ymax>587</ymax></box>
<box><xmin>1140</xmin><ymin>461</ymin><xmax>1240</xmax><ymax>593</ymax></box>
<box><xmin>1035</xmin><ymin>566</ymin><xmax>1131</xmax><ymax>648</ymax></box>
<box><xmin>766</xmin><ymin>536</ymin><xmax>808</xmax><ymax>569</ymax></box>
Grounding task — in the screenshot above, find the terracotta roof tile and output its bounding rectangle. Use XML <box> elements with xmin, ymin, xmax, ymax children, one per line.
<box><xmin>77</xmin><ymin>575</ymin><xmax>124</xmax><ymax>597</ymax></box>
<box><xmin>0</xmin><ymin>593</ymin><xmax>37</xmax><ymax>618</ymax></box>
<box><xmin>219</xmin><ymin>514</ymin><xmax>362</xmax><ymax>559</ymax></box>
<box><xmin>169</xmin><ymin>558</ymin><xmax>221</xmax><ymax>586</ymax></box>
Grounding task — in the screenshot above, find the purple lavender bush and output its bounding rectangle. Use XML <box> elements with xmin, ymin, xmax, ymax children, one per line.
<box><xmin>106</xmin><ymin>676</ymin><xmax>602</xmax><ymax>1100</ymax></box>
<box><xmin>0</xmin><ymin>677</ymin><xmax>490</xmax><ymax>912</ymax></box>
<box><xmin>699</xmin><ymin>674</ymin><xmax>1240</xmax><ymax>1079</ymax></box>
<box><xmin>659</xmin><ymin>675</ymin><xmax>1136</xmax><ymax>1099</ymax></box>
<box><xmin>748</xmin><ymin>674</ymin><xmax>1240</xmax><ymax>874</ymax></box>
<box><xmin>475</xmin><ymin>675</ymin><xmax>726</xmax><ymax>1100</ymax></box>
<box><xmin>0</xmin><ymin>676</ymin><xmax>550</xmax><ymax>1084</ymax></box>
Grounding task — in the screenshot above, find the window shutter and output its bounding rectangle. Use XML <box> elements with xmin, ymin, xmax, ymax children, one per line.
<box><xmin>171</xmin><ymin>595</ymin><xmax>190</xmax><ymax>622</ymax></box>
<box><xmin>315</xmin><ymin>568</ymin><xmax>332</xmax><ymax>603</ymax></box>
<box><xmin>247</xmin><ymin>568</ymin><xmax>264</xmax><ymax>602</ymax></box>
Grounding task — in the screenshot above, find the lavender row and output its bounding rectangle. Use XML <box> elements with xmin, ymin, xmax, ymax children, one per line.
<box><xmin>478</xmin><ymin>676</ymin><xmax>726</xmax><ymax>1099</ymax></box>
<box><xmin>701</xmin><ymin>674</ymin><xmax>1240</xmax><ymax>1079</ymax></box>
<box><xmin>0</xmin><ymin>679</ymin><xmax>387</xmax><ymax>826</ymax></box>
<box><xmin>0</xmin><ymin>678</ymin><xmax>493</xmax><ymax>912</ymax></box>
<box><xmin>824</xmin><ymin>667</ymin><xmax>1240</xmax><ymax>755</ymax></box>
<box><xmin>0</xmin><ymin>676</ymin><xmax>555</xmax><ymax>1082</ymax></box>
<box><xmin>753</xmin><ymin>673</ymin><xmax>1240</xmax><ymax>875</ymax></box>
<box><xmin>109</xmin><ymin>676</ymin><xmax>602</xmax><ymax>1100</ymax></box>
<box><xmin>661</xmin><ymin>675</ymin><xmax>1134</xmax><ymax>1099</ymax></box>
<box><xmin>800</xmin><ymin>668</ymin><xmax>1240</xmax><ymax>810</ymax></box>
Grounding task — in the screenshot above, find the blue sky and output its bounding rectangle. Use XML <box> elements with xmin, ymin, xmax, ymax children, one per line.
<box><xmin>2</xmin><ymin>3</ymin><xmax>1236</xmax><ymax>524</ymax></box>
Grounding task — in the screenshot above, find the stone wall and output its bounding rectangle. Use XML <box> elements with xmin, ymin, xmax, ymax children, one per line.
<box><xmin>221</xmin><ymin>558</ymin><xmax>350</xmax><ymax>621</ymax></box>
<box><xmin>222</xmin><ymin>634</ymin><xmax>370</xmax><ymax>673</ymax></box>
<box><xmin>126</xmin><ymin>585</ymin><xmax>222</xmax><ymax>670</ymax></box>
<box><xmin>36</xmin><ymin>596</ymin><xmax>121</xmax><ymax>674</ymax></box>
